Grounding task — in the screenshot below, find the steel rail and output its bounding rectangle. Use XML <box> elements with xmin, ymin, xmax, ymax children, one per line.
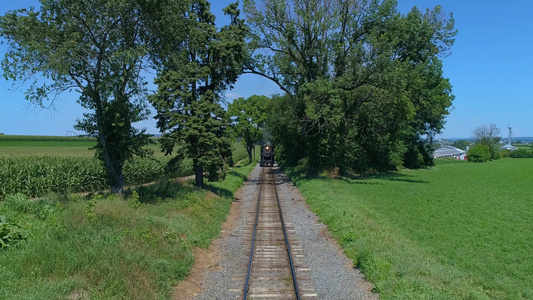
<box><xmin>243</xmin><ymin>167</ymin><xmax>264</xmax><ymax>300</ymax></box>
<box><xmin>271</xmin><ymin>168</ymin><xmax>301</xmax><ymax>300</ymax></box>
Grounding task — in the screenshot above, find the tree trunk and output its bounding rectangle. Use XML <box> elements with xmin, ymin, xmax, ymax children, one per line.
<box><xmin>101</xmin><ymin>149</ymin><xmax>124</xmax><ymax>194</ymax></box>
<box><xmin>194</xmin><ymin>159</ymin><xmax>204</xmax><ymax>186</ymax></box>
<box><xmin>247</xmin><ymin>144</ymin><xmax>253</xmax><ymax>164</ymax></box>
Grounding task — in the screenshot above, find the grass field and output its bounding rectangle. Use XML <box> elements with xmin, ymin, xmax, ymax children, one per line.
<box><xmin>289</xmin><ymin>159</ymin><xmax>533</xmax><ymax>299</ymax></box>
<box><xmin>0</xmin><ymin>136</ymin><xmax>96</xmax><ymax>157</ymax></box>
<box><xmin>0</xmin><ymin>135</ymin><xmax>164</xmax><ymax>157</ymax></box>
<box><xmin>0</xmin><ymin>159</ymin><xmax>256</xmax><ymax>299</ymax></box>
<box><xmin>514</xmin><ymin>143</ymin><xmax>532</xmax><ymax>150</ymax></box>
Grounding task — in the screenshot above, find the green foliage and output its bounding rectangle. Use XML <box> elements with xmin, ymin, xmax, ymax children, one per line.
<box><xmin>501</xmin><ymin>149</ymin><xmax>511</xmax><ymax>157</ymax></box>
<box><xmin>452</xmin><ymin>140</ymin><xmax>471</xmax><ymax>150</ymax></box>
<box><xmin>0</xmin><ymin>157</ymin><xmax>106</xmax><ymax>200</ymax></box>
<box><xmin>491</xmin><ymin>148</ymin><xmax>502</xmax><ymax>160</ymax></box>
<box><xmin>288</xmin><ymin>159</ymin><xmax>533</xmax><ymax>299</ymax></box>
<box><xmin>0</xmin><ymin>214</ymin><xmax>29</xmax><ymax>249</ymax></box>
<box><xmin>0</xmin><ymin>156</ymin><xmax>193</xmax><ymax>200</ymax></box>
<box><xmin>227</xmin><ymin>95</ymin><xmax>270</xmax><ymax>163</ymax></box>
<box><xmin>510</xmin><ymin>148</ymin><xmax>533</xmax><ymax>158</ymax></box>
<box><xmin>150</xmin><ymin>1</ymin><xmax>248</xmax><ymax>186</ymax></box>
<box><xmin>0</xmin><ymin>159</ymin><xmax>255</xmax><ymax>299</ymax></box>
<box><xmin>230</xmin><ymin>140</ymin><xmax>249</xmax><ymax>165</ymax></box>
<box><xmin>0</xmin><ymin>139</ymin><xmax>247</xmax><ymax>200</ymax></box>
<box><xmin>246</xmin><ymin>0</ymin><xmax>456</xmax><ymax>172</ymax></box>
<box><xmin>472</xmin><ymin>123</ymin><xmax>501</xmax><ymax>160</ymax></box>
<box><xmin>0</xmin><ymin>0</ymin><xmax>160</xmax><ymax>193</ymax></box>
<box><xmin>468</xmin><ymin>144</ymin><xmax>491</xmax><ymax>162</ymax></box>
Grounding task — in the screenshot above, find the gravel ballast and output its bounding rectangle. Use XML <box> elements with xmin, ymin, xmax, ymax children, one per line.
<box><xmin>188</xmin><ymin>165</ymin><xmax>379</xmax><ymax>299</ymax></box>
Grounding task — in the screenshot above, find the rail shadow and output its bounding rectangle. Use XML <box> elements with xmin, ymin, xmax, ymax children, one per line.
<box><xmin>203</xmin><ymin>184</ymin><xmax>234</xmax><ymax>199</ymax></box>
<box><xmin>124</xmin><ymin>179</ymin><xmax>201</xmax><ymax>204</ymax></box>
<box><xmin>287</xmin><ymin>169</ymin><xmax>429</xmax><ymax>186</ymax></box>
<box><xmin>267</xmin><ymin>167</ymin><xmax>292</xmax><ymax>184</ymax></box>
<box><xmin>227</xmin><ymin>170</ymin><xmax>248</xmax><ymax>183</ymax></box>
<box><xmin>340</xmin><ymin>172</ymin><xmax>429</xmax><ymax>184</ymax></box>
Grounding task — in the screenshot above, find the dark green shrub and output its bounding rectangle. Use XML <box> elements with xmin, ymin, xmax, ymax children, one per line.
<box><xmin>501</xmin><ymin>149</ymin><xmax>511</xmax><ymax>157</ymax></box>
<box><xmin>468</xmin><ymin>144</ymin><xmax>491</xmax><ymax>162</ymax></box>
<box><xmin>491</xmin><ymin>148</ymin><xmax>502</xmax><ymax>160</ymax></box>
<box><xmin>510</xmin><ymin>149</ymin><xmax>533</xmax><ymax>158</ymax></box>
<box><xmin>0</xmin><ymin>215</ymin><xmax>30</xmax><ymax>249</ymax></box>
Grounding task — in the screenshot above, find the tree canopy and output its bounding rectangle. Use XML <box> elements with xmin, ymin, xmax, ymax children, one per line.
<box><xmin>1</xmin><ymin>0</ymin><xmax>459</xmax><ymax>185</ymax></box>
<box><xmin>149</xmin><ymin>0</ymin><xmax>248</xmax><ymax>186</ymax></box>
<box><xmin>243</xmin><ymin>0</ymin><xmax>457</xmax><ymax>172</ymax></box>
<box><xmin>227</xmin><ymin>95</ymin><xmax>270</xmax><ymax>163</ymax></box>
<box><xmin>472</xmin><ymin>123</ymin><xmax>501</xmax><ymax>160</ymax></box>
<box><xmin>0</xmin><ymin>0</ymin><xmax>169</xmax><ymax>192</ymax></box>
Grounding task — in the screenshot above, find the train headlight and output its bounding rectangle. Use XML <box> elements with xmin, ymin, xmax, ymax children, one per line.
<box><xmin>265</xmin><ymin>146</ymin><xmax>270</xmax><ymax>151</ymax></box>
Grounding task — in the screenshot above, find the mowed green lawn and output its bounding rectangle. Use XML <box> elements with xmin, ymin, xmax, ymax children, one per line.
<box><xmin>292</xmin><ymin>159</ymin><xmax>533</xmax><ymax>299</ymax></box>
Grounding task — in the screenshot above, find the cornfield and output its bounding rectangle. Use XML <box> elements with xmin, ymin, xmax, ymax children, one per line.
<box><xmin>0</xmin><ymin>156</ymin><xmax>193</xmax><ymax>200</ymax></box>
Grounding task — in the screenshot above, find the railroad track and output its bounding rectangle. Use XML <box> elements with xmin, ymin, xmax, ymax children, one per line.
<box><xmin>243</xmin><ymin>167</ymin><xmax>317</xmax><ymax>299</ymax></box>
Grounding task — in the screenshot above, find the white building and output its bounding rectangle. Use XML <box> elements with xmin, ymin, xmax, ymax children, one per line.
<box><xmin>501</xmin><ymin>144</ymin><xmax>517</xmax><ymax>151</ymax></box>
<box><xmin>433</xmin><ymin>145</ymin><xmax>467</xmax><ymax>160</ymax></box>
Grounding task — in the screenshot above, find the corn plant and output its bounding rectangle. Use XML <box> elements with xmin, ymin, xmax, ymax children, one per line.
<box><xmin>0</xmin><ymin>156</ymin><xmax>194</xmax><ymax>200</ymax></box>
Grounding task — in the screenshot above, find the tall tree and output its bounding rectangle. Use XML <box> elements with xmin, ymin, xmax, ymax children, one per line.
<box><xmin>472</xmin><ymin>123</ymin><xmax>501</xmax><ymax>160</ymax></box>
<box><xmin>150</xmin><ymin>1</ymin><xmax>248</xmax><ymax>186</ymax></box>
<box><xmin>227</xmin><ymin>95</ymin><xmax>270</xmax><ymax>163</ymax></box>
<box><xmin>244</xmin><ymin>0</ymin><xmax>457</xmax><ymax>172</ymax></box>
<box><xmin>0</xmin><ymin>0</ymin><xmax>166</xmax><ymax>193</ymax></box>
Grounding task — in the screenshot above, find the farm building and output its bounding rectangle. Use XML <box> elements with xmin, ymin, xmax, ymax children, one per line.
<box><xmin>501</xmin><ymin>126</ymin><xmax>518</xmax><ymax>151</ymax></box>
<box><xmin>501</xmin><ymin>143</ymin><xmax>518</xmax><ymax>151</ymax></box>
<box><xmin>433</xmin><ymin>145</ymin><xmax>466</xmax><ymax>159</ymax></box>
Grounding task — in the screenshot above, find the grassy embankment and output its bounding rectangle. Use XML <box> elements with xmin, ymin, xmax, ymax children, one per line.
<box><xmin>0</xmin><ymin>136</ymin><xmax>253</xmax><ymax>299</ymax></box>
<box><xmin>289</xmin><ymin>159</ymin><xmax>533</xmax><ymax>299</ymax></box>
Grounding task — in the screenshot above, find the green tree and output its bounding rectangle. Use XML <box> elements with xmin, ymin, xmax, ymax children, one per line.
<box><xmin>244</xmin><ymin>0</ymin><xmax>456</xmax><ymax>172</ymax></box>
<box><xmin>0</xmin><ymin>0</ymin><xmax>165</xmax><ymax>193</ymax></box>
<box><xmin>472</xmin><ymin>123</ymin><xmax>501</xmax><ymax>160</ymax></box>
<box><xmin>227</xmin><ymin>95</ymin><xmax>270</xmax><ymax>164</ymax></box>
<box><xmin>150</xmin><ymin>1</ymin><xmax>248</xmax><ymax>186</ymax></box>
<box><xmin>468</xmin><ymin>144</ymin><xmax>491</xmax><ymax>163</ymax></box>
<box><xmin>453</xmin><ymin>140</ymin><xmax>471</xmax><ymax>151</ymax></box>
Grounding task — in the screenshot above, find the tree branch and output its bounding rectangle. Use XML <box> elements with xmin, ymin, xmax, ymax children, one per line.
<box><xmin>242</xmin><ymin>66</ymin><xmax>292</xmax><ymax>96</ymax></box>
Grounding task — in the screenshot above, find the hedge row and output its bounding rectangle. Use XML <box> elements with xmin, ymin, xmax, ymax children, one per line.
<box><xmin>510</xmin><ymin>148</ymin><xmax>533</xmax><ymax>158</ymax></box>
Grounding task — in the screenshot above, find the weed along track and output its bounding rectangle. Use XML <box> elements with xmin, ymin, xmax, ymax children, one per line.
<box><xmin>243</xmin><ymin>167</ymin><xmax>317</xmax><ymax>299</ymax></box>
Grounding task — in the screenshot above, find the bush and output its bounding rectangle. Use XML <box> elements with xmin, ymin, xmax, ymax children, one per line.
<box><xmin>491</xmin><ymin>148</ymin><xmax>502</xmax><ymax>160</ymax></box>
<box><xmin>510</xmin><ymin>149</ymin><xmax>533</xmax><ymax>158</ymax></box>
<box><xmin>0</xmin><ymin>214</ymin><xmax>30</xmax><ymax>249</ymax></box>
<box><xmin>468</xmin><ymin>144</ymin><xmax>491</xmax><ymax>162</ymax></box>
<box><xmin>501</xmin><ymin>149</ymin><xmax>511</xmax><ymax>157</ymax></box>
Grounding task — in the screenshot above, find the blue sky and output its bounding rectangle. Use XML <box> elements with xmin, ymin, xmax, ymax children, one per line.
<box><xmin>0</xmin><ymin>0</ymin><xmax>531</xmax><ymax>138</ymax></box>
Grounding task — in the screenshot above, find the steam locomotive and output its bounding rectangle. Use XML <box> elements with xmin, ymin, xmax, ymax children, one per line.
<box><xmin>259</xmin><ymin>144</ymin><xmax>274</xmax><ymax>167</ymax></box>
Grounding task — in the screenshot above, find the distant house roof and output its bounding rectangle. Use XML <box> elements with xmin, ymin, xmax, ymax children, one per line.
<box><xmin>501</xmin><ymin>144</ymin><xmax>518</xmax><ymax>151</ymax></box>
<box><xmin>433</xmin><ymin>145</ymin><xmax>466</xmax><ymax>158</ymax></box>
